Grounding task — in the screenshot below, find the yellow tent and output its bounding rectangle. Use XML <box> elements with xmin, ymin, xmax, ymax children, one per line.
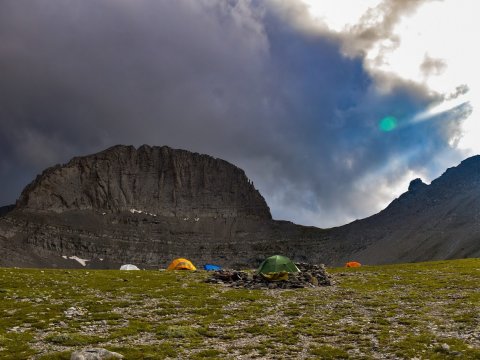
<box><xmin>167</xmin><ymin>258</ymin><xmax>196</xmax><ymax>271</ymax></box>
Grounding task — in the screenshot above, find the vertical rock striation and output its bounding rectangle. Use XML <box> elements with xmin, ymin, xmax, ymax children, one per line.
<box><xmin>17</xmin><ymin>145</ymin><xmax>271</xmax><ymax>220</ymax></box>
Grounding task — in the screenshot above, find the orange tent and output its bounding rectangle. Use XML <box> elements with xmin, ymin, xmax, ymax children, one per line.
<box><xmin>345</xmin><ymin>261</ymin><xmax>361</xmax><ymax>268</ymax></box>
<box><xmin>167</xmin><ymin>258</ymin><xmax>196</xmax><ymax>271</ymax></box>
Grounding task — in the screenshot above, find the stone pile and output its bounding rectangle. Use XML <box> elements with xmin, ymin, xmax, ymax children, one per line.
<box><xmin>294</xmin><ymin>263</ymin><xmax>332</xmax><ymax>286</ymax></box>
<box><xmin>205</xmin><ymin>263</ymin><xmax>332</xmax><ymax>289</ymax></box>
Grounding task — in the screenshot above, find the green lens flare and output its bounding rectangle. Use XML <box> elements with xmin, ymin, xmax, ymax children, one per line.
<box><xmin>379</xmin><ymin>116</ymin><xmax>398</xmax><ymax>132</ymax></box>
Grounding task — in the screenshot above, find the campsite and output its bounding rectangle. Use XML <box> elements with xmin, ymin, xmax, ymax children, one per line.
<box><xmin>0</xmin><ymin>1</ymin><xmax>479</xmax><ymax>358</ymax></box>
<box><xmin>0</xmin><ymin>258</ymin><xmax>478</xmax><ymax>359</ymax></box>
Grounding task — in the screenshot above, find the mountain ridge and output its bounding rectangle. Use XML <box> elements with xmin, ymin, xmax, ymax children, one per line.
<box><xmin>332</xmin><ymin>154</ymin><xmax>480</xmax><ymax>263</ymax></box>
<box><xmin>0</xmin><ymin>145</ymin><xmax>478</xmax><ymax>268</ymax></box>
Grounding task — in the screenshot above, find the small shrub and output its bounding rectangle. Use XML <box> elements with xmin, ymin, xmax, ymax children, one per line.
<box><xmin>45</xmin><ymin>333</ymin><xmax>102</xmax><ymax>346</ymax></box>
<box><xmin>310</xmin><ymin>345</ymin><xmax>349</xmax><ymax>359</ymax></box>
<box><xmin>191</xmin><ymin>349</ymin><xmax>225</xmax><ymax>359</ymax></box>
<box><xmin>157</xmin><ymin>325</ymin><xmax>200</xmax><ymax>339</ymax></box>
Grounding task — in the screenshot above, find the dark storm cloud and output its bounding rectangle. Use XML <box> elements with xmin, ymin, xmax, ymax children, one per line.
<box><xmin>0</xmin><ymin>0</ymin><xmax>467</xmax><ymax>226</ymax></box>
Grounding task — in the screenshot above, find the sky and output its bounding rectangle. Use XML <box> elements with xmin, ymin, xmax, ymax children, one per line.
<box><xmin>0</xmin><ymin>0</ymin><xmax>478</xmax><ymax>227</ymax></box>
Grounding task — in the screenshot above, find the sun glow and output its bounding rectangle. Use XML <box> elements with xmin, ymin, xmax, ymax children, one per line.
<box><xmin>379</xmin><ymin>116</ymin><xmax>398</xmax><ymax>132</ymax></box>
<box><xmin>302</xmin><ymin>0</ymin><xmax>480</xmax><ymax>154</ymax></box>
<box><xmin>386</xmin><ymin>1</ymin><xmax>479</xmax><ymax>153</ymax></box>
<box><xmin>411</xmin><ymin>97</ymin><xmax>471</xmax><ymax>125</ymax></box>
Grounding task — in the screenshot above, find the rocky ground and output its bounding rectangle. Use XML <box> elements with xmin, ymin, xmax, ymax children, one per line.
<box><xmin>0</xmin><ymin>259</ymin><xmax>479</xmax><ymax>359</ymax></box>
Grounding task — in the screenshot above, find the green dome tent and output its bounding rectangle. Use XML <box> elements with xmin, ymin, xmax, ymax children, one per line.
<box><xmin>256</xmin><ymin>255</ymin><xmax>300</xmax><ymax>275</ymax></box>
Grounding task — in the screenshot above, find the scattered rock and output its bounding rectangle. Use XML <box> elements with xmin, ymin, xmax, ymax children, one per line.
<box><xmin>70</xmin><ymin>348</ymin><xmax>123</xmax><ymax>360</ymax></box>
<box><xmin>8</xmin><ymin>326</ymin><xmax>23</xmax><ymax>333</ymax></box>
<box><xmin>64</xmin><ymin>307</ymin><xmax>87</xmax><ymax>319</ymax></box>
<box><xmin>205</xmin><ymin>263</ymin><xmax>332</xmax><ymax>289</ymax></box>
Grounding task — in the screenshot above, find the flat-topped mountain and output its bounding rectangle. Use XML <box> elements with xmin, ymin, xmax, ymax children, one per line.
<box><xmin>17</xmin><ymin>145</ymin><xmax>271</xmax><ymax>219</ymax></box>
<box><xmin>0</xmin><ymin>146</ymin><xmax>479</xmax><ymax>269</ymax></box>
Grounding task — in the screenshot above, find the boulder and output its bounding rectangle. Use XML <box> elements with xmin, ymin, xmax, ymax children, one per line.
<box><xmin>70</xmin><ymin>348</ymin><xmax>123</xmax><ymax>360</ymax></box>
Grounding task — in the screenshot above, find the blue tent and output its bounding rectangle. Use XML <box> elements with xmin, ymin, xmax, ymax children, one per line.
<box><xmin>204</xmin><ymin>264</ymin><xmax>221</xmax><ymax>271</ymax></box>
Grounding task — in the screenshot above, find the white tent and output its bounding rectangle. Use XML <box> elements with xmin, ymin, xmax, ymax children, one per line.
<box><xmin>120</xmin><ymin>264</ymin><xmax>140</xmax><ymax>270</ymax></box>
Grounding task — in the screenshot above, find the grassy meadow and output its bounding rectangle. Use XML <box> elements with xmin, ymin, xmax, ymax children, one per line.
<box><xmin>0</xmin><ymin>258</ymin><xmax>479</xmax><ymax>359</ymax></box>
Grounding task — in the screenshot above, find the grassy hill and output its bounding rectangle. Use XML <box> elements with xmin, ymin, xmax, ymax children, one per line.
<box><xmin>0</xmin><ymin>259</ymin><xmax>479</xmax><ymax>359</ymax></box>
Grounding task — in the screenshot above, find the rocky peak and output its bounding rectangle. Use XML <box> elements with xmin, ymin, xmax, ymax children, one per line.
<box><xmin>408</xmin><ymin>178</ymin><xmax>428</xmax><ymax>192</ymax></box>
<box><xmin>16</xmin><ymin>145</ymin><xmax>272</xmax><ymax>219</ymax></box>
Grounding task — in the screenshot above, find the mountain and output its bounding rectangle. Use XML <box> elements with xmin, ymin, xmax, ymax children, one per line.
<box><xmin>17</xmin><ymin>144</ymin><xmax>271</xmax><ymax>219</ymax></box>
<box><xmin>0</xmin><ymin>145</ymin><xmax>478</xmax><ymax>268</ymax></box>
<box><xmin>0</xmin><ymin>145</ymin><xmax>330</xmax><ymax>268</ymax></box>
<box><xmin>330</xmin><ymin>155</ymin><xmax>480</xmax><ymax>264</ymax></box>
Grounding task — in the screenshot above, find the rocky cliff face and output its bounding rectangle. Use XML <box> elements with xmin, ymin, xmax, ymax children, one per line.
<box><xmin>17</xmin><ymin>145</ymin><xmax>271</xmax><ymax>220</ymax></box>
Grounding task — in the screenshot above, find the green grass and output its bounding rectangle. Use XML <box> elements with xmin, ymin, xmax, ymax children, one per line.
<box><xmin>0</xmin><ymin>258</ymin><xmax>479</xmax><ymax>359</ymax></box>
